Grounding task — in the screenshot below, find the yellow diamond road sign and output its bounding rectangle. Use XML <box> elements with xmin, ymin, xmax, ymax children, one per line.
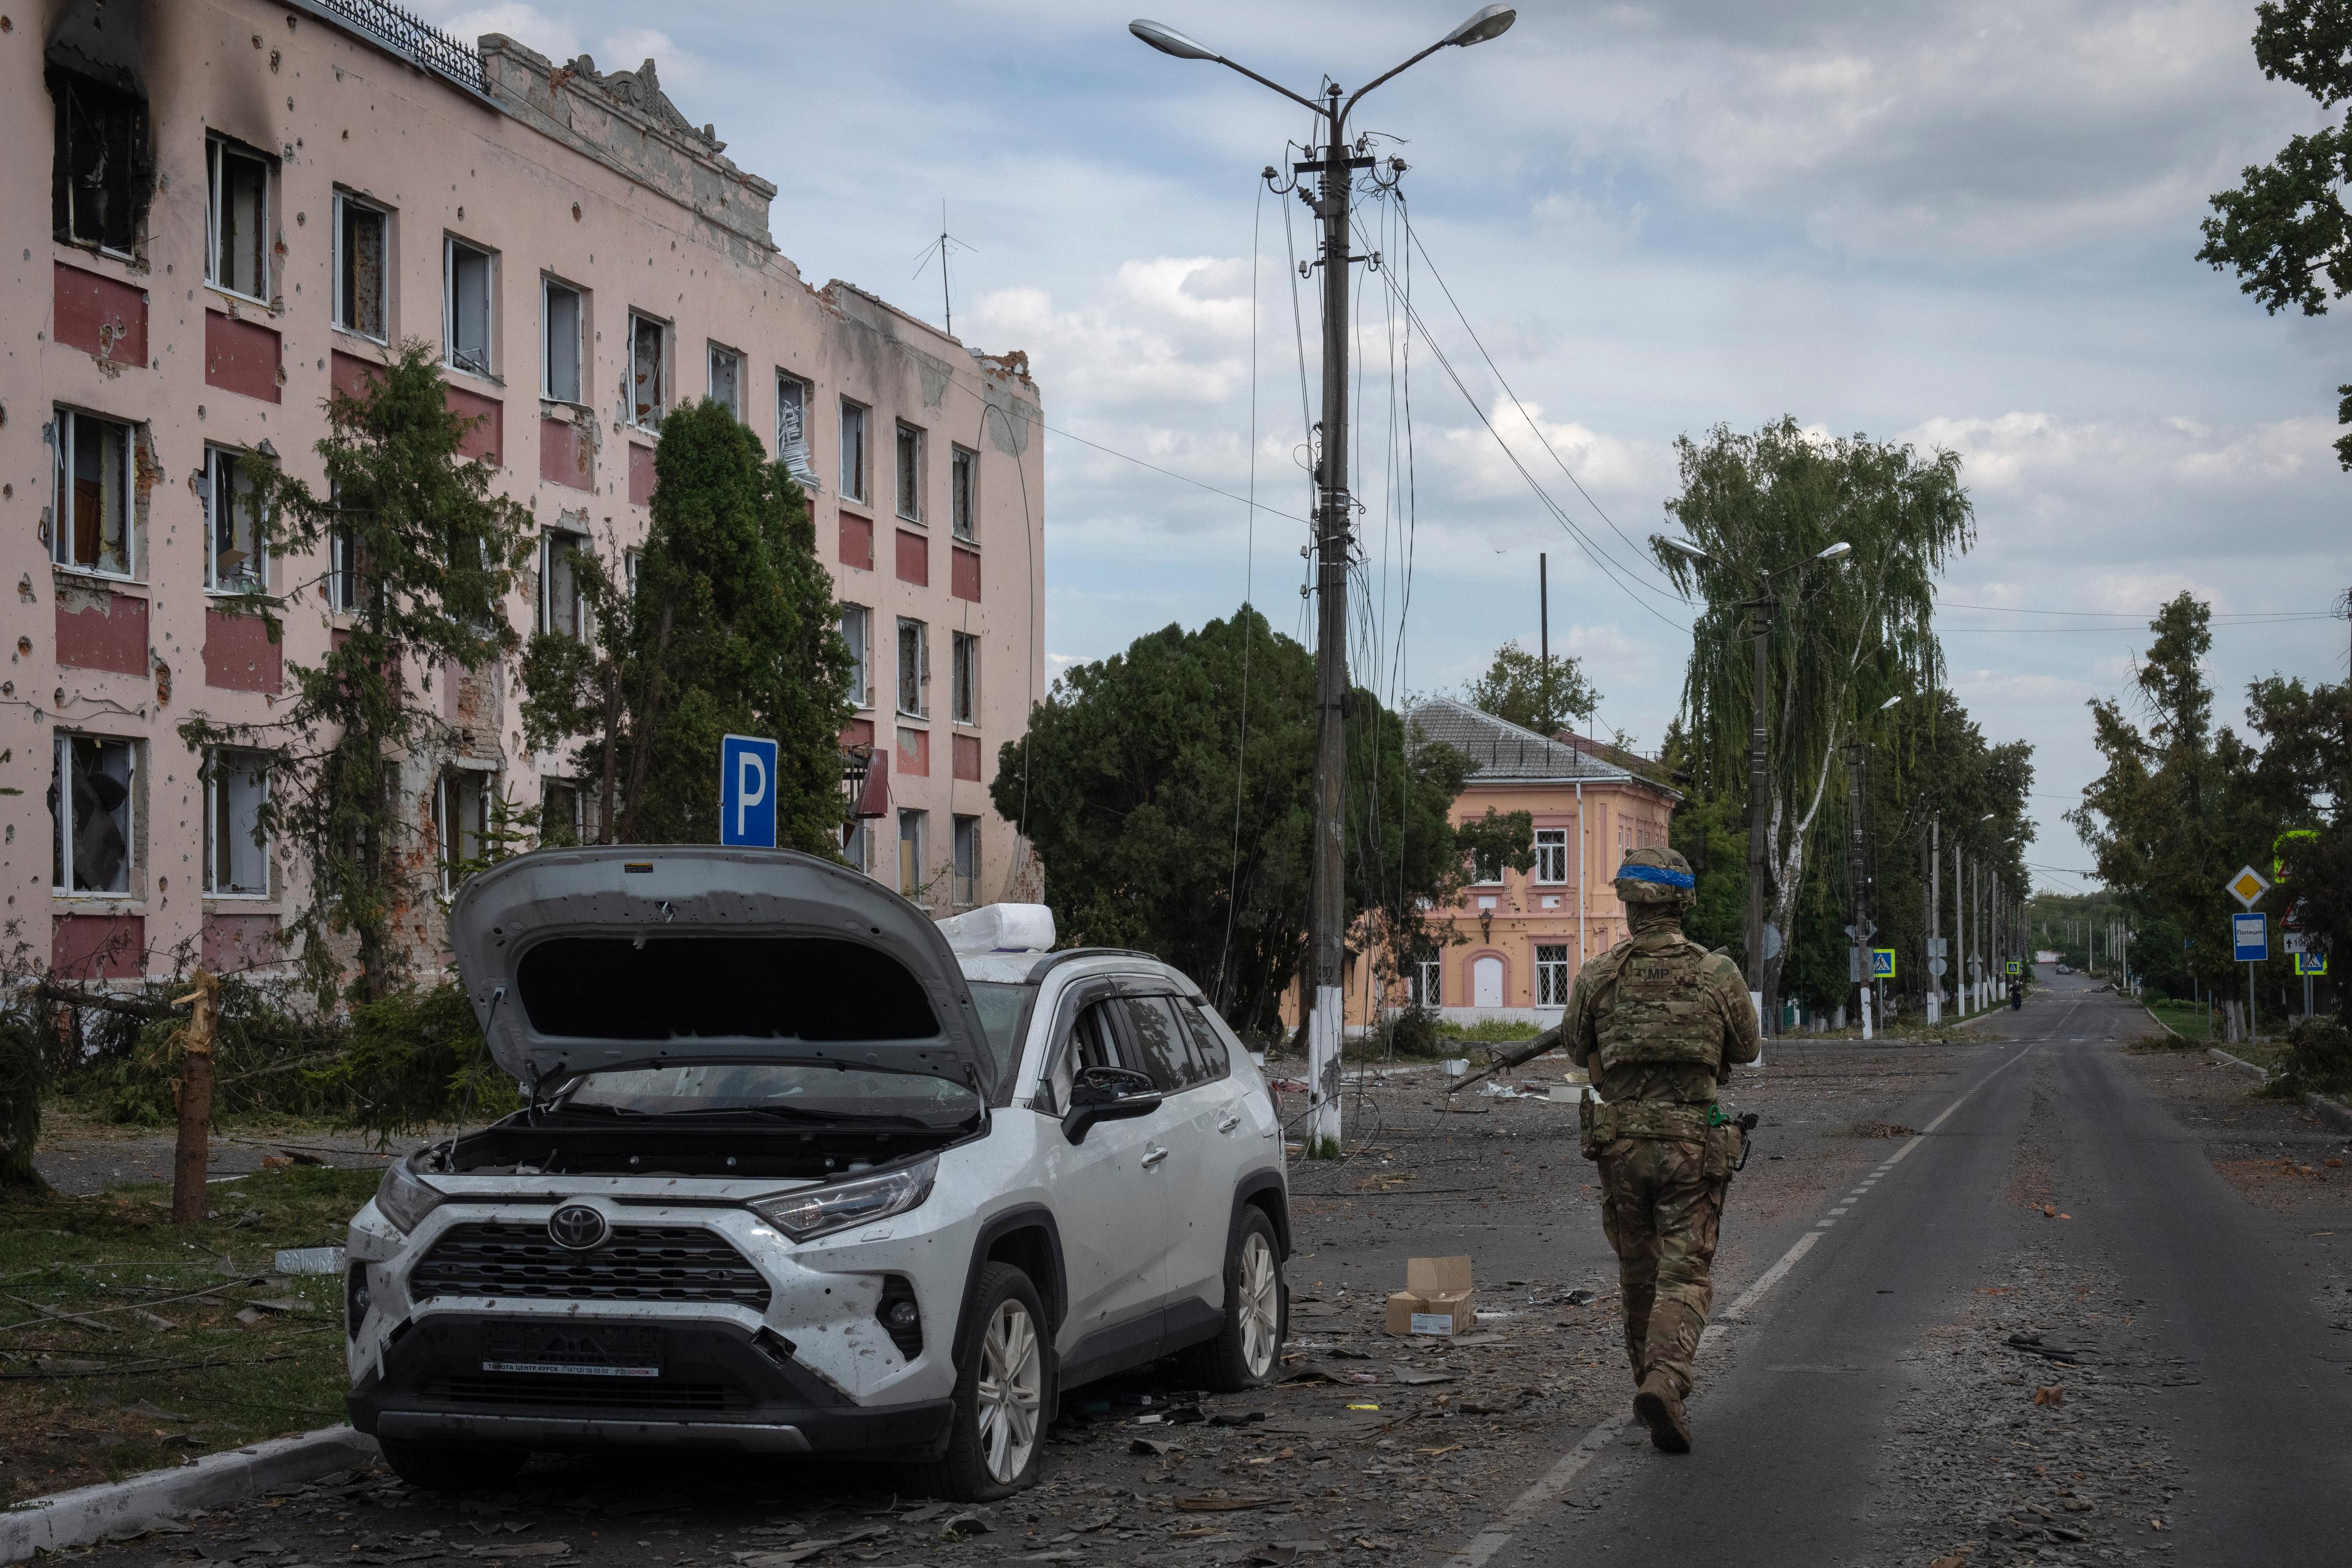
<box><xmin>2228</xmin><ymin>865</ymin><xmax>2269</xmax><ymax>910</ymax></box>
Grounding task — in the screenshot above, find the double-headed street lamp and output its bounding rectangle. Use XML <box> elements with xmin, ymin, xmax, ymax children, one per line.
<box><xmin>1134</xmin><ymin>7</ymin><xmax>1516</xmax><ymax>1153</ymax></box>
<box><xmin>1654</xmin><ymin>535</ymin><xmax>1850</xmax><ymax>1033</ymax></box>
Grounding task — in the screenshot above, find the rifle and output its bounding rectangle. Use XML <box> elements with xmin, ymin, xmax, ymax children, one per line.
<box><xmin>1443</xmin><ymin>1023</ymin><xmax>1568</xmax><ymax>1097</ymax></box>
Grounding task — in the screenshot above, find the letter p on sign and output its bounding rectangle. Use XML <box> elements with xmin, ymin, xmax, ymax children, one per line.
<box><xmin>720</xmin><ymin>734</ymin><xmax>778</xmax><ymax>848</ymax></box>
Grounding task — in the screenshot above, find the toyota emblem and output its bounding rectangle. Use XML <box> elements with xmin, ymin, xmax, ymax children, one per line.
<box><xmin>547</xmin><ymin>1204</ymin><xmax>609</xmax><ymax>1251</ymax></box>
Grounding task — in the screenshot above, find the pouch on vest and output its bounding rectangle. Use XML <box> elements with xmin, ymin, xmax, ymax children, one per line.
<box><xmin>1703</xmin><ymin>1121</ymin><xmax>1744</xmax><ymax>1182</ymax></box>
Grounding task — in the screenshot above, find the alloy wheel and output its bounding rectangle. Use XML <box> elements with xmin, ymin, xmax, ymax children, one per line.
<box><xmin>976</xmin><ymin>1297</ymin><xmax>1042</xmax><ymax>1483</ymax></box>
<box><xmin>1238</xmin><ymin>1230</ymin><xmax>1280</xmax><ymax>1378</ymax></box>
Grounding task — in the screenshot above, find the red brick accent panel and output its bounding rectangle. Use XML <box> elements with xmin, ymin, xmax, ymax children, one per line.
<box><xmin>54</xmin><ymin>262</ymin><xmax>147</xmax><ymax>366</ymax></box>
<box><xmin>203</xmin><ymin>606</ymin><xmax>284</xmax><ymax>692</ymax></box>
<box><xmin>895</xmin><ymin>529</ymin><xmax>929</xmax><ymax>587</ymax></box>
<box><xmin>951</xmin><ymin>546</ymin><xmax>981</xmax><ymax>602</ymax></box>
<box><xmin>897</xmin><ymin>726</ymin><xmax>929</xmax><ymax>777</ymax></box>
<box><xmin>330</xmin><ymin>349</ymin><xmax>386</xmax><ymax>403</ymax></box>
<box><xmin>204</xmin><ymin>310</ymin><xmax>281</xmax><ymax>403</ymax></box>
<box><xmin>203</xmin><ymin>913</ymin><xmax>279</xmax><ymax>972</ymax></box>
<box><xmin>842</xmin><ymin>718</ymin><xmax>876</xmax><ymax>747</ymax></box>
<box><xmin>540</xmin><ymin>417</ymin><xmax>592</xmax><ymax>491</ymax></box>
<box><xmin>53</xmin><ymin>914</ymin><xmax>145</xmax><ymax>979</ymax></box>
<box><xmin>55</xmin><ymin>586</ymin><xmax>149</xmax><ymax>675</ymax></box>
<box><xmin>629</xmin><ymin>443</ymin><xmax>657</xmax><ymax>507</ymax></box>
<box><xmin>444</xmin><ymin>382</ymin><xmax>503</xmax><ymax>466</ymax></box>
<box><xmin>954</xmin><ymin>733</ymin><xmax>983</xmax><ymax>782</ymax></box>
<box><xmin>839</xmin><ymin>513</ymin><xmax>874</xmax><ymax>571</ymax></box>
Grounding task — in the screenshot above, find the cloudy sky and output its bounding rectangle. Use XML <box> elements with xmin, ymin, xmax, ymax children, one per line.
<box><xmin>431</xmin><ymin>0</ymin><xmax>2352</xmax><ymax>892</ymax></box>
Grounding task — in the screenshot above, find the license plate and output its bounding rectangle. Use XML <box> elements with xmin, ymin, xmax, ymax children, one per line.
<box><xmin>481</xmin><ymin>1324</ymin><xmax>662</xmax><ymax>1378</ymax></box>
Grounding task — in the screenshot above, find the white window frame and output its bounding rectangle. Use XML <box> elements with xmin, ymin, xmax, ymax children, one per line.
<box><xmin>842</xmin><ymin>604</ymin><xmax>872</xmax><ymax>708</ymax></box>
<box><xmin>844</xmin><ymin>817</ymin><xmax>871</xmax><ymax>875</ymax></box>
<box><xmin>434</xmin><ymin>769</ymin><xmax>494</xmax><ymax>896</ymax></box>
<box><xmin>51</xmin><ymin>731</ymin><xmax>138</xmax><ymax>897</ymax></box>
<box><xmin>895</xmin><ymin>420</ymin><xmax>925</xmax><ymax>523</ymax></box>
<box><xmin>202</xmin><ymin>445</ymin><xmax>268</xmax><ymax>595</ymax></box>
<box><xmin>326</xmin><ymin>523</ymin><xmax>360</xmax><ymax>612</ymax></box>
<box><xmin>708</xmin><ymin>342</ymin><xmax>743</xmax><ymax>420</ymax></box>
<box><xmin>538</xmin><ymin>529</ymin><xmax>587</xmax><ymax>639</ymax></box>
<box><xmin>840</xmin><ymin>399</ymin><xmax>869</xmax><ymax>503</ymax></box>
<box><xmin>541</xmin><ymin>276</ymin><xmax>585</xmax><ymax>404</ymax></box>
<box><xmin>951</xmin><ymin>630</ymin><xmax>979</xmax><ymax>726</ymax></box>
<box><xmin>331</xmin><ymin>190</ymin><xmax>388</xmax><ymax>341</ymax></box>
<box><xmin>628</xmin><ymin>311</ymin><xmax>667</xmax><ymax>428</ymax></box>
<box><xmin>442</xmin><ymin>236</ymin><xmax>496</xmax><ymax>377</ymax></box>
<box><xmin>539</xmin><ymin>778</ymin><xmax>588</xmax><ymax>847</ymax></box>
<box><xmin>1411</xmin><ymin>958</ymin><xmax>1441</xmax><ymax>1008</ymax></box>
<box><xmin>205</xmin><ymin>135</ymin><xmax>271</xmax><ymax>303</ymax></box>
<box><xmin>50</xmin><ymin>406</ymin><xmax>137</xmax><ymax>580</ymax></box>
<box><xmin>203</xmin><ymin>747</ymin><xmax>271</xmax><ymax>899</ymax></box>
<box><xmin>896</xmin><ymin>617</ymin><xmax>929</xmax><ymax>718</ymax></box>
<box><xmin>1536</xmin><ymin>944</ymin><xmax>1572</xmax><ymax>1007</ymax></box>
<box><xmin>777</xmin><ymin>371</ymin><xmax>817</xmax><ymax>486</ymax></box>
<box><xmin>951</xmin><ymin>444</ymin><xmax>978</xmax><ymax>543</ymax></box>
<box><xmin>1534</xmin><ymin>827</ymin><xmax>1569</xmax><ymax>884</ymax></box>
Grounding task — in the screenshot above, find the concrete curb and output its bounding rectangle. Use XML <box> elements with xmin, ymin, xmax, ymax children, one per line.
<box><xmin>2306</xmin><ymin>1092</ymin><xmax>2352</xmax><ymax>1136</ymax></box>
<box><xmin>0</xmin><ymin>1426</ymin><xmax>377</xmax><ymax>1564</ymax></box>
<box><xmin>2141</xmin><ymin>1005</ymin><xmax>2182</xmax><ymax>1040</ymax></box>
<box><xmin>2206</xmin><ymin>1046</ymin><xmax>2270</xmax><ymax>1082</ymax></box>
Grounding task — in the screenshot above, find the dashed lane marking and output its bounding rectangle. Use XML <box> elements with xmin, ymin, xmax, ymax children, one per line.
<box><xmin>1442</xmin><ymin>1017</ymin><xmax>2069</xmax><ymax>1568</ymax></box>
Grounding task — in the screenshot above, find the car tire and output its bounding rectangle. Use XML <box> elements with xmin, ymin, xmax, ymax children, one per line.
<box><xmin>377</xmin><ymin>1437</ymin><xmax>530</xmax><ymax>1492</ymax></box>
<box><xmin>1182</xmin><ymin>1205</ymin><xmax>1285</xmax><ymax>1393</ymax></box>
<box><xmin>915</xmin><ymin>1262</ymin><xmax>1052</xmax><ymax>1502</ymax></box>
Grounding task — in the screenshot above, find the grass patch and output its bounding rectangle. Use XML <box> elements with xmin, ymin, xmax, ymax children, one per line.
<box><xmin>2140</xmin><ymin>998</ymin><xmax>2216</xmax><ymax>1042</ymax></box>
<box><xmin>0</xmin><ymin>1164</ymin><xmax>377</xmax><ymax>1504</ymax></box>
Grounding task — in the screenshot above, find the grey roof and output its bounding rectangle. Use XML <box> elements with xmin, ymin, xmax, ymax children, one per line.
<box><xmin>1406</xmin><ymin>696</ymin><xmax>1648</xmax><ymax>786</ymax></box>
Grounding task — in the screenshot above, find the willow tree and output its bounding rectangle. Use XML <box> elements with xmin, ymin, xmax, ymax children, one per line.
<box><xmin>1654</xmin><ymin>417</ymin><xmax>1973</xmax><ymax>1019</ymax></box>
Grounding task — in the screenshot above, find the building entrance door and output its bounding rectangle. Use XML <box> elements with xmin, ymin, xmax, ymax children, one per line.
<box><xmin>1472</xmin><ymin>955</ymin><xmax>1504</xmax><ymax>1008</ymax></box>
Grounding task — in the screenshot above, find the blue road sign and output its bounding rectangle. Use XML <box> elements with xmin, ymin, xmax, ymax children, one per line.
<box><xmin>2232</xmin><ymin>913</ymin><xmax>2266</xmax><ymax>963</ymax></box>
<box><xmin>720</xmin><ymin>734</ymin><xmax>778</xmax><ymax>848</ymax></box>
<box><xmin>1870</xmin><ymin>948</ymin><xmax>1896</xmax><ymax>979</ymax></box>
<box><xmin>2296</xmin><ymin>952</ymin><xmax>2328</xmax><ymax>977</ymax></box>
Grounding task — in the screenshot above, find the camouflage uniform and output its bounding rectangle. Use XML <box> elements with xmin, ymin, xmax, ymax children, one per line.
<box><xmin>1563</xmin><ymin>846</ymin><xmax>1760</xmax><ymax>1449</ymax></box>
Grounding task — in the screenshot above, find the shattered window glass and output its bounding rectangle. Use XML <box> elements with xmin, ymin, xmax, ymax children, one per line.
<box><xmin>51</xmin><ymin>733</ymin><xmax>135</xmax><ymax>894</ymax></box>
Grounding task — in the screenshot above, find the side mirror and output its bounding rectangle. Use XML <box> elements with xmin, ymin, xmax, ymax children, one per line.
<box><xmin>1063</xmin><ymin>1065</ymin><xmax>1162</xmax><ymax>1146</ymax></box>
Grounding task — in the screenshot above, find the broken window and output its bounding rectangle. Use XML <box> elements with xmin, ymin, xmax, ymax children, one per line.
<box><xmin>50</xmin><ymin>70</ymin><xmax>148</xmax><ymax>254</ymax></box>
<box><xmin>898</xmin><ymin>809</ymin><xmax>927</xmax><ymax>900</ymax></box>
<box><xmin>896</xmin><ymin>617</ymin><xmax>928</xmax><ymax>717</ymax></box>
<box><xmin>951</xmin><ymin>631</ymin><xmax>978</xmax><ymax>725</ymax></box>
<box><xmin>1534</xmin><ymin>826</ymin><xmax>1569</xmax><ymax>884</ymax></box>
<box><xmin>952</xmin><ymin>815</ymin><xmax>980</xmax><ymax>907</ymax></box>
<box><xmin>840</xmin><ymin>400</ymin><xmax>869</xmax><ymax>503</ymax></box>
<box><xmin>841</xmin><ymin>604</ymin><xmax>871</xmax><ymax>707</ymax></box>
<box><xmin>434</xmin><ymin>769</ymin><xmax>493</xmax><ymax>895</ymax></box>
<box><xmin>540</xmin><ymin>779</ymin><xmax>587</xmax><ymax>848</ymax></box>
<box><xmin>776</xmin><ymin>372</ymin><xmax>816</xmax><ymax>486</ymax></box>
<box><xmin>50</xmin><ymin>733</ymin><xmax>135</xmax><ymax>895</ymax></box>
<box><xmin>708</xmin><ymin>343</ymin><xmax>742</xmax><ymax>420</ymax></box>
<box><xmin>1536</xmin><ymin>944</ymin><xmax>1572</xmax><ymax>1007</ymax></box>
<box><xmin>951</xmin><ymin>444</ymin><xmax>978</xmax><ymax>543</ymax></box>
<box><xmin>542</xmin><ymin>278</ymin><xmax>583</xmax><ymax>403</ymax></box>
<box><xmin>895</xmin><ymin>421</ymin><xmax>924</xmax><ymax>522</ymax></box>
<box><xmin>326</xmin><ymin>522</ymin><xmax>360</xmax><ymax>612</ymax></box>
<box><xmin>203</xmin><ymin>446</ymin><xmax>267</xmax><ymax>594</ymax></box>
<box><xmin>206</xmin><ymin>137</ymin><xmax>271</xmax><ymax>301</ymax></box>
<box><xmin>51</xmin><ymin>406</ymin><xmax>134</xmax><ymax>578</ymax></box>
<box><xmin>204</xmin><ymin>748</ymin><xmax>270</xmax><ymax>897</ymax></box>
<box><xmin>333</xmin><ymin>192</ymin><xmax>388</xmax><ymax>340</ymax></box>
<box><xmin>539</xmin><ymin>529</ymin><xmax>585</xmax><ymax>639</ymax></box>
<box><xmin>630</xmin><ymin>312</ymin><xmax>666</xmax><ymax>426</ymax></box>
<box><xmin>443</xmin><ymin>238</ymin><xmax>494</xmax><ymax>375</ymax></box>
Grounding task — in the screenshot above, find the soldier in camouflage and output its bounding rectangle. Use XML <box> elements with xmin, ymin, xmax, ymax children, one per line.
<box><xmin>1562</xmin><ymin>844</ymin><xmax>1761</xmax><ymax>1452</ymax></box>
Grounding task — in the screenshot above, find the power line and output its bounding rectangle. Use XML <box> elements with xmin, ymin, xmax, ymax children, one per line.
<box><xmin>1034</xmin><ymin>420</ymin><xmax>1310</xmax><ymax>524</ymax></box>
<box><xmin>1939</xmin><ymin>599</ymin><xmax>2344</xmax><ymax>620</ymax></box>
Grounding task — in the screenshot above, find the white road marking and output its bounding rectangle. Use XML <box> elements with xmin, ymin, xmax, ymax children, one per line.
<box><xmin>1444</xmin><ymin>1016</ymin><xmax>2070</xmax><ymax>1567</ymax></box>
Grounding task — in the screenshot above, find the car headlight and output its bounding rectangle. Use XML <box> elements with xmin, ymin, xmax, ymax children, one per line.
<box><xmin>373</xmin><ymin>1155</ymin><xmax>446</xmax><ymax>1235</ymax></box>
<box><xmin>747</xmin><ymin>1157</ymin><xmax>938</xmax><ymax>1242</ymax></box>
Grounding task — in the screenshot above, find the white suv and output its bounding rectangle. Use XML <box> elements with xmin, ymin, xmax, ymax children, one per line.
<box><xmin>344</xmin><ymin>846</ymin><xmax>1289</xmax><ymax>1500</ymax></box>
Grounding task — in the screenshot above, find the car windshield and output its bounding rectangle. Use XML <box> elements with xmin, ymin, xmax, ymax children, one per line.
<box><xmin>558</xmin><ymin>1061</ymin><xmax>981</xmax><ymax>1125</ymax></box>
<box><xmin>968</xmin><ymin>981</ymin><xmax>1033</xmax><ymax>1085</ymax></box>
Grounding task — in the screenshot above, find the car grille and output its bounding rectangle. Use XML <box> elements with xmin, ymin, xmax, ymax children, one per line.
<box><xmin>439</xmin><ymin>1374</ymin><xmax>738</xmax><ymax>1412</ymax></box>
<box><xmin>412</xmin><ymin>1222</ymin><xmax>771</xmax><ymax>1308</ymax></box>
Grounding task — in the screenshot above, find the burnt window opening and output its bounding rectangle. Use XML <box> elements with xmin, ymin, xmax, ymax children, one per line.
<box><xmin>514</xmin><ymin>935</ymin><xmax>944</xmax><ymax>1044</ymax></box>
<box><xmin>50</xmin><ymin>69</ymin><xmax>150</xmax><ymax>254</ymax></box>
<box><xmin>206</xmin><ymin>137</ymin><xmax>271</xmax><ymax>301</ymax></box>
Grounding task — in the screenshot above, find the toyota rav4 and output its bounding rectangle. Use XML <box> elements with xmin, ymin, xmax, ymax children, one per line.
<box><xmin>344</xmin><ymin>846</ymin><xmax>1289</xmax><ymax>1499</ymax></box>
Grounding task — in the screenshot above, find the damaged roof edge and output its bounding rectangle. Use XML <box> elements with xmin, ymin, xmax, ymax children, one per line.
<box><xmin>823</xmin><ymin>282</ymin><xmax>1039</xmax><ymax>393</ymax></box>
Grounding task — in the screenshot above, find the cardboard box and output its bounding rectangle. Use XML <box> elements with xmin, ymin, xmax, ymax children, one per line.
<box><xmin>1384</xmin><ymin>1256</ymin><xmax>1476</xmax><ymax>1336</ymax></box>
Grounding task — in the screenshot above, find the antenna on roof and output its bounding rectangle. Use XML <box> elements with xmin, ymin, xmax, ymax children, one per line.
<box><xmin>912</xmin><ymin>199</ymin><xmax>978</xmax><ymax>336</ymax></box>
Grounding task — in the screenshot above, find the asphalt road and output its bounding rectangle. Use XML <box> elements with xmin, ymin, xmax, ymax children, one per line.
<box><xmin>1477</xmin><ymin>972</ymin><xmax>2352</xmax><ymax>1567</ymax></box>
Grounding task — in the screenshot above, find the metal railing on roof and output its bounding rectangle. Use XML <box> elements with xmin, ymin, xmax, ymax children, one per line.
<box><xmin>306</xmin><ymin>0</ymin><xmax>488</xmax><ymax>96</ymax></box>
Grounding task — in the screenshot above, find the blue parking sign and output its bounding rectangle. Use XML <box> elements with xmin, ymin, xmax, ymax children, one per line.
<box><xmin>2231</xmin><ymin>913</ymin><xmax>2266</xmax><ymax>963</ymax></box>
<box><xmin>720</xmin><ymin>734</ymin><xmax>778</xmax><ymax>848</ymax></box>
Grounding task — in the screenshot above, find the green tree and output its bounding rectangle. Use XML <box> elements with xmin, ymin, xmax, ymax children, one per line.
<box><xmin>2242</xmin><ymin>671</ymin><xmax>2351</xmax><ymax>1018</ymax></box>
<box><xmin>179</xmin><ymin>341</ymin><xmax>533</xmax><ymax>1003</ymax></box>
<box><xmin>1655</xmin><ymin>417</ymin><xmax>1974</xmax><ymax>1022</ymax></box>
<box><xmin>522</xmin><ymin>399</ymin><xmax>853</xmax><ymax>851</ymax></box>
<box><xmin>1460</xmin><ymin>640</ymin><xmax>1598</xmax><ymax>734</ymax></box>
<box><xmin>995</xmin><ymin>607</ymin><xmax>1529</xmax><ymax>1037</ymax></box>
<box><xmin>2199</xmin><ymin>0</ymin><xmax>2352</xmax><ymax>467</ymax></box>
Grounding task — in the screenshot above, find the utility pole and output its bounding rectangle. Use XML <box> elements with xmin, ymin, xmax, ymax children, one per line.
<box><xmin>1927</xmin><ymin>815</ymin><xmax>1942</xmax><ymax>1025</ymax></box>
<box><xmin>1845</xmin><ymin>737</ymin><xmax>1871</xmax><ymax>1039</ymax></box>
<box><xmin>1131</xmin><ymin>7</ymin><xmax>1520</xmax><ymax>1155</ymax></box>
<box><xmin>1748</xmin><ymin>571</ymin><xmax>1772</xmax><ymax>1035</ymax></box>
<box><xmin>1953</xmin><ymin>840</ymin><xmax>1966</xmax><ymax>1014</ymax></box>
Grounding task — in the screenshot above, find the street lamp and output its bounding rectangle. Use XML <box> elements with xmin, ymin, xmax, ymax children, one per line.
<box><xmin>1134</xmin><ymin>8</ymin><xmax>1516</xmax><ymax>1155</ymax></box>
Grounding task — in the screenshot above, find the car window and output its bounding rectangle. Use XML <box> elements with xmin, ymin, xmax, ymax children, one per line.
<box><xmin>1039</xmin><ymin>996</ymin><xmax>1125</xmax><ymax>1114</ymax></box>
<box><xmin>1123</xmin><ymin>995</ymin><xmax>1196</xmax><ymax>1093</ymax></box>
<box><xmin>1179</xmin><ymin>1001</ymin><xmax>1232</xmax><ymax>1082</ymax></box>
<box><xmin>967</xmin><ymin>981</ymin><xmax>1033</xmax><ymax>1089</ymax></box>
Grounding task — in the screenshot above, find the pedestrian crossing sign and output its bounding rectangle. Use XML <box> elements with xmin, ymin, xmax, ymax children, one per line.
<box><xmin>2296</xmin><ymin>952</ymin><xmax>2328</xmax><ymax>977</ymax></box>
<box><xmin>1870</xmin><ymin>948</ymin><xmax>1896</xmax><ymax>979</ymax></box>
<box><xmin>2005</xmin><ymin>959</ymin><xmax>2021</xmax><ymax>976</ymax></box>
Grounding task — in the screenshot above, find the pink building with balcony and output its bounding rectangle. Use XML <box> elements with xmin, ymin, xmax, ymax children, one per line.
<box><xmin>10</xmin><ymin>0</ymin><xmax>1046</xmax><ymax>984</ymax></box>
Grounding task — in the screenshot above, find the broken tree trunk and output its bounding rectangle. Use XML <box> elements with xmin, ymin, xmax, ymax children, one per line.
<box><xmin>170</xmin><ymin>970</ymin><xmax>222</xmax><ymax>1225</ymax></box>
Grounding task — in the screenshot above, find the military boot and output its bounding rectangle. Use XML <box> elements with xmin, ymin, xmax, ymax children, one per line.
<box><xmin>1632</xmin><ymin>1369</ymin><xmax>1691</xmax><ymax>1453</ymax></box>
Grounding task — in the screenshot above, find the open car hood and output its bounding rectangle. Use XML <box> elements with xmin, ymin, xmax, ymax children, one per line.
<box><xmin>448</xmin><ymin>846</ymin><xmax>997</xmax><ymax>1100</ymax></box>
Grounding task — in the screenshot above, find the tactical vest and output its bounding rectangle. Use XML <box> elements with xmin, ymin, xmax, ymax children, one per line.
<box><xmin>1592</xmin><ymin>937</ymin><xmax>1724</xmax><ymax>1072</ymax></box>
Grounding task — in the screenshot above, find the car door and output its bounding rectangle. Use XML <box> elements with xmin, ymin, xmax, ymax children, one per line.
<box><xmin>1032</xmin><ymin>988</ymin><xmax>1170</xmax><ymax>1354</ymax></box>
<box><xmin>1119</xmin><ymin>993</ymin><xmax>1234</xmax><ymax>1326</ymax></box>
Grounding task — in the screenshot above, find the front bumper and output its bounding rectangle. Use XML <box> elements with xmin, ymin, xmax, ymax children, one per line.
<box><xmin>348</xmin><ymin>1316</ymin><xmax>952</xmax><ymax>1457</ymax></box>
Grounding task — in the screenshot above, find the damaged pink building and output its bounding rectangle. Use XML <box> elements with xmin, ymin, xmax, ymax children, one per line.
<box><xmin>9</xmin><ymin>0</ymin><xmax>1047</xmax><ymax>984</ymax></box>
